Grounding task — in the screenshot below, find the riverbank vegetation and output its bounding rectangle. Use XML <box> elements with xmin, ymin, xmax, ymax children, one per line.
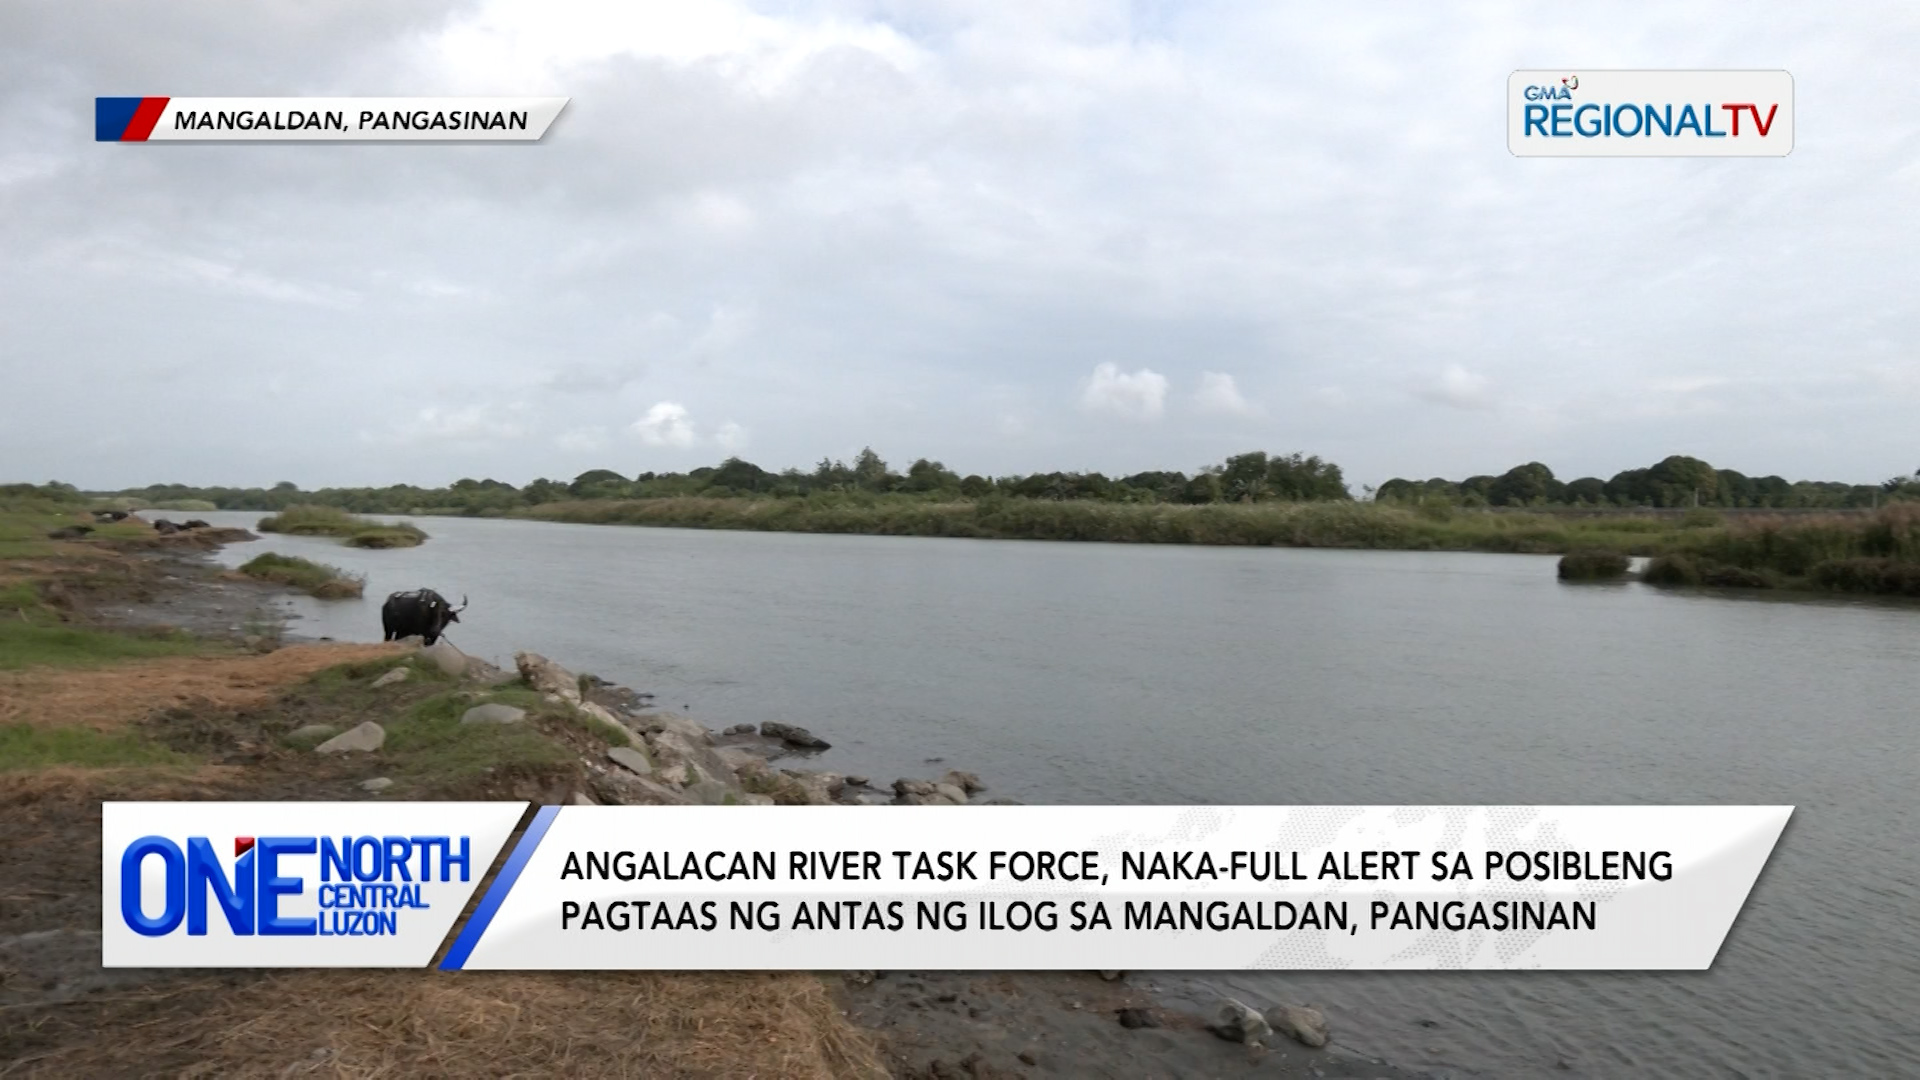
<box><xmin>1637</xmin><ymin>504</ymin><xmax>1920</xmax><ymax>595</ymax></box>
<box><xmin>256</xmin><ymin>504</ymin><xmax>428</xmax><ymax>548</ymax></box>
<box><xmin>78</xmin><ymin>447</ymin><xmax>1355</xmax><ymax>515</ymax></box>
<box><xmin>529</xmin><ymin>493</ymin><xmax>1703</xmax><ymax>552</ymax></box>
<box><xmin>1557</xmin><ymin>550</ymin><xmax>1632</xmax><ymax>580</ymax></box>
<box><xmin>78</xmin><ymin>451</ymin><xmax>1920</xmax><ymax>519</ymax></box>
<box><xmin>0</xmin><ymin>615</ymin><xmax>205</xmax><ymax>670</ymax></box>
<box><xmin>1</xmin><ymin>487</ymin><xmax>215</xmax><ymax>667</ymax></box>
<box><xmin>1378</xmin><ymin>455</ymin><xmax>1920</xmax><ymax>509</ymax></box>
<box><xmin>238</xmin><ymin>552</ymin><xmax>365</xmax><ymax>598</ymax></box>
<box><xmin>0</xmin><ymin>723</ymin><xmax>189</xmax><ymax>770</ymax></box>
<box><xmin>20</xmin><ymin>446</ymin><xmax>1920</xmax><ymax>600</ymax></box>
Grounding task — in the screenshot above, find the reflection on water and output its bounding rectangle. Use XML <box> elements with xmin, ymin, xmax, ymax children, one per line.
<box><xmin>198</xmin><ymin>511</ymin><xmax>1920</xmax><ymax>1078</ymax></box>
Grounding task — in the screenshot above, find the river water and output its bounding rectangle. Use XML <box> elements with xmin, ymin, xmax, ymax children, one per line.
<box><xmin>195</xmin><ymin>511</ymin><xmax>1920</xmax><ymax>1078</ymax></box>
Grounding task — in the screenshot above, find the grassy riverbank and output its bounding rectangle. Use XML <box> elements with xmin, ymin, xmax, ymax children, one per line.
<box><xmin>525</xmin><ymin>496</ymin><xmax>1920</xmax><ymax>597</ymax></box>
<box><xmin>0</xmin><ymin>490</ymin><xmax>891</xmax><ymax>1078</ymax></box>
<box><xmin>523</xmin><ymin>495</ymin><xmax>1702</xmax><ymax>552</ymax></box>
<box><xmin>1</xmin><ymin>501</ymin><xmax>215</xmax><ymax>668</ymax></box>
<box><xmin>1641</xmin><ymin>504</ymin><xmax>1920</xmax><ymax>595</ymax></box>
<box><xmin>238</xmin><ymin>552</ymin><xmax>365</xmax><ymax>598</ymax></box>
<box><xmin>257</xmin><ymin>504</ymin><xmax>428</xmax><ymax>548</ymax></box>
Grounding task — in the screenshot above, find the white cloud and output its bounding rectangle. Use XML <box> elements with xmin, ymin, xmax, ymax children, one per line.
<box><xmin>624</xmin><ymin>403</ymin><xmax>747</xmax><ymax>449</ymax></box>
<box><xmin>1416</xmin><ymin>365</ymin><xmax>1494</xmax><ymax>412</ymax></box>
<box><xmin>1193</xmin><ymin>371</ymin><xmax>1259</xmax><ymax>416</ymax></box>
<box><xmin>630</xmin><ymin>401</ymin><xmax>699</xmax><ymax>447</ymax></box>
<box><xmin>1080</xmin><ymin>363</ymin><xmax>1168</xmax><ymax>421</ymax></box>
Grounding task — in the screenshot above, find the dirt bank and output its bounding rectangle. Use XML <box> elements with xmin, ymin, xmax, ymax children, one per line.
<box><xmin>0</xmin><ymin>643</ymin><xmax>404</xmax><ymax>729</ymax></box>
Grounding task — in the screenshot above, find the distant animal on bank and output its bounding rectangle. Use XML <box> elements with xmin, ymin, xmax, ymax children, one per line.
<box><xmin>46</xmin><ymin>524</ymin><xmax>94</xmax><ymax>540</ymax></box>
<box><xmin>181</xmin><ymin>519</ymin><xmax>210</xmax><ymax>530</ymax></box>
<box><xmin>152</xmin><ymin>519</ymin><xmax>180</xmax><ymax>534</ymax></box>
<box><xmin>382</xmin><ymin>589</ymin><xmax>468</xmax><ymax>646</ymax></box>
<box><xmin>90</xmin><ymin>509</ymin><xmax>128</xmax><ymax>522</ymax></box>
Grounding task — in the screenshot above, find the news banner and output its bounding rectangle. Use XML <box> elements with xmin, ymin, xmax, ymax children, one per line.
<box><xmin>104</xmin><ymin>803</ymin><xmax>1789</xmax><ymax>971</ymax></box>
<box><xmin>95</xmin><ymin>97</ymin><xmax>568</xmax><ymax>141</ymax></box>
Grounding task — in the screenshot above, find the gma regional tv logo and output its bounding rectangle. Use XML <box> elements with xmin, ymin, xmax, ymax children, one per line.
<box><xmin>103</xmin><ymin>802</ymin><xmax>524</xmax><ymax>967</ymax></box>
<box><xmin>1508</xmin><ymin>70</ymin><xmax>1793</xmax><ymax>156</ymax></box>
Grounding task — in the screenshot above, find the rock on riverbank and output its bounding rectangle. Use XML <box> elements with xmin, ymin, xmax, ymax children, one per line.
<box><xmin>495</xmin><ymin>650</ymin><xmax>994</xmax><ymax>810</ymax></box>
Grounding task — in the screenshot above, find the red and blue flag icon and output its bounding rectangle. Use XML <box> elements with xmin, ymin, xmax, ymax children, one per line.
<box><xmin>96</xmin><ymin>97</ymin><xmax>170</xmax><ymax>141</ymax></box>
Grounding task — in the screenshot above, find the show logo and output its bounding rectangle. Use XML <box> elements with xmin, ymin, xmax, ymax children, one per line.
<box><xmin>117</xmin><ymin>833</ymin><xmax>471</xmax><ymax>938</ymax></box>
<box><xmin>1508</xmin><ymin>70</ymin><xmax>1793</xmax><ymax>157</ymax></box>
<box><xmin>102</xmin><ymin>803</ymin><xmax>525</xmax><ymax>967</ymax></box>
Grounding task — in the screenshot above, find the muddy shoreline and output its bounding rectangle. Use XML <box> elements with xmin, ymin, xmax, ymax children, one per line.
<box><xmin>29</xmin><ymin>534</ymin><xmax>1427</xmax><ymax>1080</ymax></box>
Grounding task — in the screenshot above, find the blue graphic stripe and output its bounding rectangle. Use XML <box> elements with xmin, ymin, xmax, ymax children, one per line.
<box><xmin>439</xmin><ymin>804</ymin><xmax>559</xmax><ymax>970</ymax></box>
<box><xmin>95</xmin><ymin>97</ymin><xmax>142</xmax><ymax>141</ymax></box>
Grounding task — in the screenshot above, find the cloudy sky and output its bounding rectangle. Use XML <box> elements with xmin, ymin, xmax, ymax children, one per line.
<box><xmin>3</xmin><ymin>1</ymin><xmax>1916</xmax><ymax>490</ymax></box>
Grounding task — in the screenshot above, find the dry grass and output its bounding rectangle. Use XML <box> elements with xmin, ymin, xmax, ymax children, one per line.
<box><xmin>0</xmin><ymin>763</ymin><xmax>245</xmax><ymax>799</ymax></box>
<box><xmin>13</xmin><ymin>971</ymin><xmax>886</xmax><ymax>1080</ymax></box>
<box><xmin>0</xmin><ymin>643</ymin><xmax>405</xmax><ymax>730</ymax></box>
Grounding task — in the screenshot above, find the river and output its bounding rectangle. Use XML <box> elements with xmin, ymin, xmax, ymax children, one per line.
<box><xmin>194</xmin><ymin>510</ymin><xmax>1920</xmax><ymax>1078</ymax></box>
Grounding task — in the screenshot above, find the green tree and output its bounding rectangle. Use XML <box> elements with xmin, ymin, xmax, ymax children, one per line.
<box><xmin>811</xmin><ymin>457</ymin><xmax>854</xmax><ymax>490</ymax></box>
<box><xmin>569</xmin><ymin>469</ymin><xmax>630</xmax><ymax>499</ymax></box>
<box><xmin>851</xmin><ymin>448</ymin><xmax>892</xmax><ymax>491</ymax></box>
<box><xmin>1120</xmin><ymin>471</ymin><xmax>1188</xmax><ymax>502</ymax></box>
<box><xmin>1487</xmin><ymin>462</ymin><xmax>1558</xmax><ymax>506</ymax></box>
<box><xmin>522</xmin><ymin>478</ymin><xmax>566</xmax><ymax>505</ymax></box>
<box><xmin>1563</xmin><ymin>477</ymin><xmax>1606</xmax><ymax>505</ymax></box>
<box><xmin>1266</xmin><ymin>453</ymin><xmax>1349</xmax><ymax>500</ymax></box>
<box><xmin>707</xmin><ymin>457</ymin><xmax>772</xmax><ymax>493</ymax></box>
<box><xmin>1604</xmin><ymin>468</ymin><xmax>1652</xmax><ymax>506</ymax></box>
<box><xmin>903</xmin><ymin>458</ymin><xmax>961</xmax><ymax>493</ymax></box>
<box><xmin>1375</xmin><ymin>478</ymin><xmax>1420</xmax><ymax>502</ymax></box>
<box><xmin>1647</xmin><ymin>455</ymin><xmax>1719</xmax><ymax>506</ymax></box>
<box><xmin>1182</xmin><ymin>469</ymin><xmax>1224</xmax><ymax>504</ymax></box>
<box><xmin>1220</xmin><ymin>452</ymin><xmax>1270</xmax><ymax>502</ymax></box>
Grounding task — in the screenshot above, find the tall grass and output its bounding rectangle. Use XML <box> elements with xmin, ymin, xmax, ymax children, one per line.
<box><xmin>1557</xmin><ymin>550</ymin><xmax>1631</xmax><ymax>580</ymax></box>
<box><xmin>344</xmin><ymin>526</ymin><xmax>428</xmax><ymax>548</ymax></box>
<box><xmin>239</xmin><ymin>552</ymin><xmax>365</xmax><ymax>598</ymax></box>
<box><xmin>1636</xmin><ymin>506</ymin><xmax>1920</xmax><ymax>594</ymax></box>
<box><xmin>1673</xmin><ymin>506</ymin><xmax>1920</xmax><ymax>570</ymax></box>
<box><xmin>525</xmin><ymin>496</ymin><xmax>1695</xmax><ymax>554</ymax></box>
<box><xmin>258</xmin><ymin>505</ymin><xmax>428</xmax><ymax>548</ymax></box>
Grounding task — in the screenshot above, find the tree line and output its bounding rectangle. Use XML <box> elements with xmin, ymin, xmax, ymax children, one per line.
<box><xmin>63</xmin><ymin>450</ymin><xmax>1920</xmax><ymax>516</ymax></box>
<box><xmin>82</xmin><ymin>449</ymin><xmax>1352</xmax><ymax>515</ymax></box>
<box><xmin>1376</xmin><ymin>456</ymin><xmax>1920</xmax><ymax>509</ymax></box>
